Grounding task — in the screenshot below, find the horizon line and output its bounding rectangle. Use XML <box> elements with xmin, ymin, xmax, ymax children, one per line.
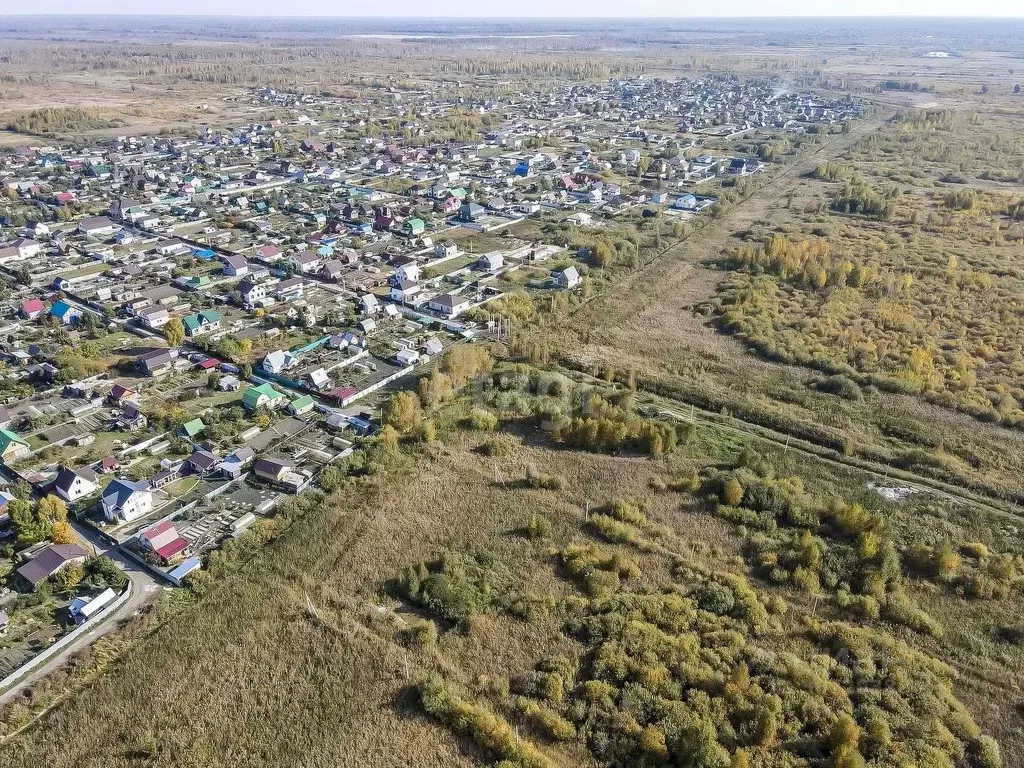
<box><xmin>3</xmin><ymin>13</ymin><xmax>1024</xmax><ymax>20</ymax></box>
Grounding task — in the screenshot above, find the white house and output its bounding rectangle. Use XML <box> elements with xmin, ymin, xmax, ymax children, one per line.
<box><xmin>428</xmin><ymin>293</ymin><xmax>472</xmax><ymax>318</ymax></box>
<box><xmin>391</xmin><ymin>281</ymin><xmax>422</xmax><ymax>304</ymax></box>
<box><xmin>100</xmin><ymin>478</ymin><xmax>153</xmax><ymax>523</ymax></box>
<box><xmin>553</xmin><ymin>266</ymin><xmax>581</xmax><ymax>289</ymax></box>
<box><xmin>477</xmin><ymin>251</ymin><xmax>503</xmax><ymax>271</ymax></box>
<box><xmin>52</xmin><ymin>466</ymin><xmax>99</xmax><ymax>504</ymax></box>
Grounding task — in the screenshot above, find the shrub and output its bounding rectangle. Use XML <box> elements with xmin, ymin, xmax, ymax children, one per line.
<box><xmin>961</xmin><ymin>542</ymin><xmax>990</xmax><ymax>560</ymax></box>
<box><xmin>693</xmin><ymin>581</ymin><xmax>736</xmax><ymax>615</ymax></box>
<box><xmin>480</xmin><ymin>435</ymin><xmax>519</xmax><ymax>457</ymax></box>
<box><xmin>513</xmin><ymin>697</ymin><xmax>576</xmax><ymax>741</ymax></box>
<box><xmin>508</xmin><ymin>593</ymin><xmax>556</xmax><ymax>622</ymax></box>
<box><xmin>417</xmin><ymin>674</ymin><xmax>553</xmax><ymax>768</ymax></box>
<box><xmin>722</xmin><ymin>477</ymin><xmax>744</xmax><ymax>507</ymax></box>
<box><xmin>467</xmin><ymin>408</ymin><xmax>499</xmax><ymax>431</ymax></box>
<box><xmin>523</xmin><ymin>514</ymin><xmax>552</xmax><ymax>539</ymax></box>
<box><xmin>399</xmin><ymin>619</ymin><xmax>438</xmax><ymax>649</ymax></box>
<box><xmin>816</xmin><ymin>374</ymin><xmax>862</xmax><ymax>400</ymax></box>
<box><xmin>525</xmin><ymin>464</ymin><xmax>565</xmax><ymax>491</ymax></box>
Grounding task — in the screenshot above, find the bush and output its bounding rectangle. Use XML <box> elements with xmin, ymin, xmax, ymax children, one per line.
<box><xmin>417</xmin><ymin>674</ymin><xmax>553</xmax><ymax>768</ymax></box>
<box><xmin>399</xmin><ymin>619</ymin><xmax>438</xmax><ymax>649</ymax></box>
<box><xmin>525</xmin><ymin>465</ymin><xmax>565</xmax><ymax>491</ymax></box>
<box><xmin>523</xmin><ymin>514</ymin><xmax>552</xmax><ymax>539</ymax></box>
<box><xmin>722</xmin><ymin>477</ymin><xmax>744</xmax><ymax>506</ymax></box>
<box><xmin>467</xmin><ymin>408</ymin><xmax>499</xmax><ymax>431</ymax></box>
<box><xmin>514</xmin><ymin>697</ymin><xmax>576</xmax><ymax>741</ymax></box>
<box><xmin>693</xmin><ymin>581</ymin><xmax>736</xmax><ymax>615</ymax></box>
<box><xmin>816</xmin><ymin>375</ymin><xmax>862</xmax><ymax>401</ymax></box>
<box><xmin>480</xmin><ymin>435</ymin><xmax>519</xmax><ymax>457</ymax></box>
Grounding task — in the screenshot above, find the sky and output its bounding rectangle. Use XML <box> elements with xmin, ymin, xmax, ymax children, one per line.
<box><xmin>7</xmin><ymin>2</ymin><xmax>1024</xmax><ymax>18</ymax></box>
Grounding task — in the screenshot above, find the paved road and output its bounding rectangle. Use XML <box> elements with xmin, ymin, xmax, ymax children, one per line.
<box><xmin>0</xmin><ymin>521</ymin><xmax>164</xmax><ymax>707</ymax></box>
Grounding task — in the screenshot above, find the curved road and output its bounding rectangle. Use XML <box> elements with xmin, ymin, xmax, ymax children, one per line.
<box><xmin>0</xmin><ymin>522</ymin><xmax>164</xmax><ymax>707</ymax></box>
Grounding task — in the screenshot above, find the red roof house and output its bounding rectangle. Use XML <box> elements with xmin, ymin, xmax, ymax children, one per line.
<box><xmin>20</xmin><ymin>299</ymin><xmax>46</xmax><ymax>320</ymax></box>
<box><xmin>139</xmin><ymin>520</ymin><xmax>188</xmax><ymax>562</ymax></box>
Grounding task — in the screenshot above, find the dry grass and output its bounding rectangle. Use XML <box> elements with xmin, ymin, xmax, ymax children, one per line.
<box><xmin>0</xmin><ymin>413</ymin><xmax>1020</xmax><ymax>765</ymax></box>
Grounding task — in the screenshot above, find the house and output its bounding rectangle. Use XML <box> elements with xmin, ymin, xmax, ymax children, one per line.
<box><xmin>20</xmin><ymin>298</ymin><xmax>46</xmax><ymax>320</ymax></box>
<box><xmin>107</xmin><ymin>384</ymin><xmax>137</xmax><ymax>406</ymax></box>
<box><xmin>69</xmin><ymin>587</ymin><xmax>117</xmax><ymax>623</ymax></box>
<box><xmin>140</xmin><ymin>349</ymin><xmax>175</xmax><ymax>377</ymax></box>
<box><xmin>49</xmin><ymin>300</ymin><xmax>83</xmax><ymax>325</ymax></box>
<box><xmin>358</xmin><ymin>318</ymin><xmax>376</xmax><ymax>334</ymax></box>
<box><xmin>16</xmin><ymin>544</ymin><xmax>89</xmax><ymax>590</ymax></box>
<box><xmin>137</xmin><ymin>305</ymin><xmax>170</xmax><ymax>329</ymax></box>
<box><xmin>393</xmin><ymin>256</ymin><xmax>421</xmax><ymax>283</ymax></box>
<box><xmin>359</xmin><ymin>294</ymin><xmax>380</xmax><ymax>315</ymax></box>
<box><xmin>567</xmin><ymin>212</ymin><xmax>593</xmax><ymax>226</ymax></box>
<box><xmin>423</xmin><ymin>337</ymin><xmax>444</xmax><ymax>356</ymax></box>
<box><xmin>100</xmin><ymin>478</ymin><xmax>153</xmax><ymax>523</ymax></box>
<box><xmin>320</xmin><ymin>259</ymin><xmax>346</xmax><ymax>281</ymax></box>
<box><xmin>674</xmin><ymin>193</ymin><xmax>698</xmax><ymax>210</ymax></box>
<box><xmin>729</xmin><ymin>158</ymin><xmax>762</xmax><ymax>176</ymax></box>
<box><xmin>238</xmin><ymin>279</ymin><xmax>269</xmax><ymax>308</ymax></box>
<box><xmin>155</xmin><ymin>239</ymin><xmax>187</xmax><ymax>256</ymax></box>
<box><xmin>0</xmin><ymin>428</ymin><xmax>30</xmax><ymax>463</ymax></box>
<box><xmin>222</xmin><ymin>254</ymin><xmax>250</xmax><ymax>277</ymax></box>
<box><xmin>459</xmin><ymin>202</ymin><xmax>485</xmax><ymax>222</ymax></box>
<box><xmin>52</xmin><ymin>466</ymin><xmax>99</xmax><ymax>503</ymax></box>
<box><xmin>391</xmin><ymin>281</ymin><xmax>421</xmax><ymax>304</ymax></box>
<box><xmin>261</xmin><ymin>349</ymin><xmax>298</xmax><ymax>374</ymax></box>
<box><xmin>183</xmin><ymin>310</ymin><xmax>221</xmax><ymax>337</ymax></box>
<box><xmin>435</xmin><ymin>241</ymin><xmax>458</xmax><ymax>260</ymax></box>
<box><xmin>185</xmin><ymin>449</ymin><xmax>220</xmax><ymax>474</ymax></box>
<box><xmin>78</xmin><ymin>216</ymin><xmax>116</xmax><ymax>237</ymax></box>
<box><xmin>428</xmin><ymin>293</ymin><xmax>473</xmax><ymax>318</ymax></box>
<box><xmin>220</xmin><ymin>446</ymin><xmax>255</xmax><ymax>479</ymax></box>
<box><xmin>12</xmin><ymin>237</ymin><xmax>42</xmax><ymax>257</ymax></box>
<box><xmin>477</xmin><ymin>251</ymin><xmax>503</xmax><ymax>271</ymax></box>
<box><xmin>288</xmin><ymin>394</ymin><xmax>316</xmax><ymax>416</ymax></box>
<box><xmin>149</xmin><ymin>467</ymin><xmax>179</xmax><ymax>489</ymax></box>
<box><xmin>256</xmin><ymin>244</ymin><xmax>281</xmax><ymax>261</ymax></box>
<box><xmin>289</xmin><ymin>250</ymin><xmax>322</xmax><ymax>274</ymax></box>
<box><xmin>395</xmin><ymin>349</ymin><xmax>420</xmax><ymax>366</ymax></box>
<box><xmin>307</xmin><ymin>368</ymin><xmax>330</xmax><ymax>389</ymax></box>
<box><xmin>243</xmin><ymin>382</ymin><xmax>286</xmax><ymax>412</ymax></box>
<box><xmin>181</xmin><ymin>418</ymin><xmax>205</xmax><ymax>439</ymax></box>
<box><xmin>403</xmin><ymin>218</ymin><xmax>426</xmax><ymax>236</ymax></box>
<box><xmin>274</xmin><ymin>277</ymin><xmax>305</xmax><ymax>302</ymax></box>
<box><xmin>139</xmin><ymin>520</ymin><xmax>188</xmax><ymax>563</ymax></box>
<box><xmin>253</xmin><ymin>456</ymin><xmax>294</xmax><ymax>484</ymax></box>
<box><xmin>553</xmin><ymin>266</ymin><xmax>581</xmax><ymax>289</ymax></box>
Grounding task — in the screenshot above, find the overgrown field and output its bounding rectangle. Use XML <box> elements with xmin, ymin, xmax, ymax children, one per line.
<box><xmin>711</xmin><ymin>109</ymin><xmax>1024</xmax><ymax>428</ymax></box>
<box><xmin>1</xmin><ymin>369</ymin><xmax>1021</xmax><ymax>766</ymax></box>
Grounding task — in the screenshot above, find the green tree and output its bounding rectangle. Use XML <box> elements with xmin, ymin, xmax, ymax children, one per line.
<box><xmin>164</xmin><ymin>316</ymin><xmax>186</xmax><ymax>347</ymax></box>
<box><xmin>384</xmin><ymin>391</ymin><xmax>422</xmax><ymax>435</ymax></box>
<box><xmin>722</xmin><ymin>477</ymin><xmax>744</xmax><ymax>507</ymax></box>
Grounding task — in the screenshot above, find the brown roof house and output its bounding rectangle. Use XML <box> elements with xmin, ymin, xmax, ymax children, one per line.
<box><xmin>17</xmin><ymin>543</ymin><xmax>89</xmax><ymax>590</ymax></box>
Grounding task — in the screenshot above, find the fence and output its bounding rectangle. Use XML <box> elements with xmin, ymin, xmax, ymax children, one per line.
<box><xmin>0</xmin><ymin>580</ymin><xmax>133</xmax><ymax>696</ymax></box>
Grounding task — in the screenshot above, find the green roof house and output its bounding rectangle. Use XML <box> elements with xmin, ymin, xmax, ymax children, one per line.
<box><xmin>243</xmin><ymin>383</ymin><xmax>286</xmax><ymax>412</ymax></box>
<box><xmin>182</xmin><ymin>310</ymin><xmax>222</xmax><ymax>337</ymax></box>
<box><xmin>181</xmin><ymin>418</ymin><xmax>206</xmax><ymax>439</ymax></box>
<box><xmin>288</xmin><ymin>394</ymin><xmax>316</xmax><ymax>416</ymax></box>
<box><xmin>0</xmin><ymin>428</ymin><xmax>30</xmax><ymax>464</ymax></box>
<box><xmin>186</xmin><ymin>275</ymin><xmax>212</xmax><ymax>291</ymax></box>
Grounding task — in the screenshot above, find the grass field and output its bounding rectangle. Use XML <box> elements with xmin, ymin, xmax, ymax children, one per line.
<box><xmin>0</xmin><ymin>392</ymin><xmax>1020</xmax><ymax>765</ymax></box>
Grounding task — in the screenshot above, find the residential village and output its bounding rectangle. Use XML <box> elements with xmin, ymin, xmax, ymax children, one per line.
<box><xmin>0</xmin><ymin>74</ymin><xmax>856</xmax><ymax>679</ymax></box>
